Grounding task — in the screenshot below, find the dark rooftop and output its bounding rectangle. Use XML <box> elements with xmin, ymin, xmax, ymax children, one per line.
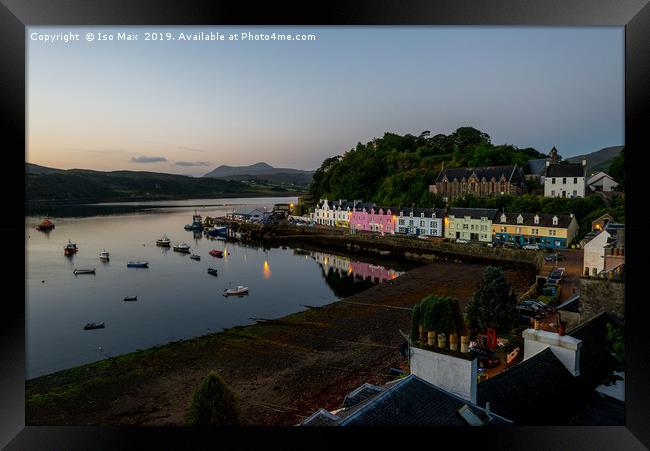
<box><xmin>545</xmin><ymin>162</ymin><xmax>585</xmax><ymax>178</ymax></box>
<box><xmin>436</xmin><ymin>165</ymin><xmax>525</xmax><ymax>185</ymax></box>
<box><xmin>338</xmin><ymin>375</ymin><xmax>512</xmax><ymax>426</ymax></box>
<box><xmin>494</xmin><ymin>212</ymin><xmax>575</xmax><ymax>228</ymax></box>
<box><xmin>477</xmin><ymin>348</ymin><xmax>583</xmax><ymax>425</ymax></box>
<box><xmin>448</xmin><ymin>207</ymin><xmax>499</xmax><ymax>221</ymax></box>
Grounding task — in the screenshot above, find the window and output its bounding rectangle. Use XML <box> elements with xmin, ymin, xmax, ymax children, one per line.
<box><xmin>552</xmin><ymin>178</ymin><xmax>556</xmax><ymax>184</ymax></box>
<box><xmin>500</xmin><ymin>226</ymin><xmax>506</xmax><ymax>232</ymax></box>
<box><xmin>573</xmin><ymin>190</ymin><xmax>577</xmax><ymax>197</ymax></box>
<box><xmin>573</xmin><ymin>177</ymin><xmax>578</xmax><ymax>184</ymax></box>
<box><xmin>551</xmin><ymin>190</ymin><xmax>555</xmax><ymax>196</ymax></box>
<box><xmin>563</xmin><ymin>178</ymin><xmax>567</xmax><ymax>184</ymax></box>
<box><xmin>463</xmin><ymin>224</ymin><xmax>469</xmax><ymax>229</ymax></box>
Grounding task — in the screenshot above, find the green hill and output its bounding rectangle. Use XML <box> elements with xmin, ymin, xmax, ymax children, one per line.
<box><xmin>26</xmin><ymin>164</ymin><xmax>294</xmax><ymax>202</ymax></box>
<box><xmin>308</xmin><ymin>127</ymin><xmax>546</xmax><ymax>207</ymax></box>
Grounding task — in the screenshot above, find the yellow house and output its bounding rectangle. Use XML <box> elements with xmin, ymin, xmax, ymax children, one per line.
<box><xmin>492</xmin><ymin>212</ymin><xmax>579</xmax><ymax>249</ymax></box>
<box><xmin>445</xmin><ymin>208</ymin><xmax>498</xmax><ymax>242</ymax></box>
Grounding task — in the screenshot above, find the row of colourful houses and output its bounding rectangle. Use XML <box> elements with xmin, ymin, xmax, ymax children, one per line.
<box><xmin>311</xmin><ymin>199</ymin><xmax>579</xmax><ymax>249</ymax></box>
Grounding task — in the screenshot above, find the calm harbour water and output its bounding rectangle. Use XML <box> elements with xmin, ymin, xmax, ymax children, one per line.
<box><xmin>26</xmin><ymin>197</ymin><xmax>408</xmax><ymax>378</ymax></box>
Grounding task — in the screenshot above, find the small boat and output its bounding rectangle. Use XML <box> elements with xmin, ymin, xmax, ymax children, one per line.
<box><xmin>64</xmin><ymin>239</ymin><xmax>78</xmax><ymax>256</ymax></box>
<box><xmin>127</xmin><ymin>261</ymin><xmax>149</xmax><ymax>268</ymax></box>
<box><xmin>173</xmin><ymin>242</ymin><xmax>191</xmax><ymax>253</ymax></box>
<box><xmin>184</xmin><ymin>224</ymin><xmax>193</xmax><ymax>231</ymax></box>
<box><xmin>209</xmin><ymin>249</ymin><xmax>224</xmax><ymax>258</ymax></box>
<box><xmin>206</xmin><ymin>226</ymin><xmax>228</xmax><ymax>237</ymax></box>
<box><xmin>73</xmin><ymin>268</ymin><xmax>96</xmax><ymax>275</ymax></box>
<box><xmin>190</xmin><ymin>254</ymin><xmax>201</xmax><ymax>261</ymax></box>
<box><xmin>84</xmin><ymin>322</ymin><xmax>105</xmax><ymax>330</ymax></box>
<box><xmin>191</xmin><ymin>210</ymin><xmax>204</xmax><ymax>231</ymax></box>
<box><xmin>99</xmin><ymin>249</ymin><xmax>110</xmax><ymax>260</ymax></box>
<box><xmin>223</xmin><ymin>286</ymin><xmax>249</xmax><ymax>296</ymax></box>
<box><xmin>36</xmin><ymin>218</ymin><xmax>55</xmax><ymax>231</ymax></box>
<box><xmin>156</xmin><ymin>234</ymin><xmax>171</xmax><ymax>247</ymax></box>
<box><xmin>123</xmin><ymin>296</ymin><xmax>138</xmax><ymax>301</ymax></box>
<box><xmin>207</xmin><ymin>268</ymin><xmax>218</xmax><ymax>277</ymax></box>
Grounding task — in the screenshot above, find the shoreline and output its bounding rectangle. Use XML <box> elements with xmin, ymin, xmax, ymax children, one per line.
<box><xmin>26</xmin><ymin>239</ymin><xmax>536</xmax><ymax>426</ymax></box>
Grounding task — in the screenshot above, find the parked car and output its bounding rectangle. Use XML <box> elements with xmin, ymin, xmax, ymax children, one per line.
<box><xmin>544</xmin><ymin>253</ymin><xmax>566</xmax><ymax>262</ymax></box>
<box><xmin>470</xmin><ymin>347</ymin><xmax>501</xmax><ymax>369</ymax></box>
<box><xmin>523</xmin><ymin>243</ymin><xmax>540</xmax><ymax>250</ymax></box>
<box><xmin>486</xmin><ymin>242</ymin><xmax>494</xmax><ymax>248</ymax></box>
<box><xmin>517</xmin><ymin>299</ymin><xmax>555</xmax><ymax>317</ymax></box>
<box><xmin>455</xmin><ymin>238</ymin><xmax>469</xmax><ymax>244</ymax></box>
<box><xmin>502</xmin><ymin>242</ymin><xmax>519</xmax><ymax>249</ymax></box>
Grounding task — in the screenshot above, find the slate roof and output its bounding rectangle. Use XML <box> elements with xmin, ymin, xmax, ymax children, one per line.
<box><xmin>476</xmin><ymin>348</ymin><xmax>583</xmax><ymax>425</ymax></box>
<box><xmin>396</xmin><ymin>207</ymin><xmax>446</xmax><ymax>217</ymax></box>
<box><xmin>571</xmin><ymin>392</ymin><xmax>625</xmax><ymax>426</ymax></box>
<box><xmin>300</xmin><ymin>408</ymin><xmax>342</xmax><ymax>426</ymax></box>
<box><xmin>436</xmin><ymin>165</ymin><xmax>525</xmax><ymax>185</ymax></box>
<box><xmin>352</xmin><ymin>202</ymin><xmax>378</xmax><ymax>211</ymax></box>
<box><xmin>557</xmin><ymin>293</ymin><xmax>580</xmax><ymax>312</ymax></box>
<box><xmin>316</xmin><ymin>199</ymin><xmax>357</xmax><ymax>210</ymax></box>
<box><xmin>545</xmin><ymin>162</ymin><xmax>585</xmax><ymax>178</ymax></box>
<box><xmin>447</xmin><ymin>208</ymin><xmax>499</xmax><ymax>221</ymax></box>
<box><xmin>525</xmin><ymin>159</ymin><xmax>547</xmax><ymax>176</ymax></box>
<box><xmin>494</xmin><ymin>212</ymin><xmax>575</xmax><ymax>228</ymax></box>
<box><xmin>567</xmin><ymin>312</ymin><xmax>624</xmax><ymax>390</ymax></box>
<box><xmin>336</xmin><ymin>375</ymin><xmax>512</xmax><ymax>426</ymax></box>
<box><xmin>341</xmin><ymin>383</ymin><xmax>385</xmax><ymax>409</ymax></box>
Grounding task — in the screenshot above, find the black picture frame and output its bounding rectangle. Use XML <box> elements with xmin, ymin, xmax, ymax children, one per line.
<box><xmin>2</xmin><ymin>0</ymin><xmax>648</xmax><ymax>449</ymax></box>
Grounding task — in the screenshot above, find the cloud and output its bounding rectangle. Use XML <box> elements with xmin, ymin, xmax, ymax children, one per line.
<box><xmin>177</xmin><ymin>146</ymin><xmax>207</xmax><ymax>153</ymax></box>
<box><xmin>174</xmin><ymin>161</ymin><xmax>211</xmax><ymax>167</ymax></box>
<box><xmin>130</xmin><ymin>156</ymin><xmax>168</xmax><ymax>163</ymax></box>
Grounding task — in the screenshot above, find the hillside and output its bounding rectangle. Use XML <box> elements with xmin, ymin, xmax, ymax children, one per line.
<box><xmin>203</xmin><ymin>162</ymin><xmax>314</xmax><ymax>186</ymax></box>
<box><xmin>308</xmin><ymin>127</ymin><xmax>547</xmax><ymax>207</ymax></box>
<box><xmin>566</xmin><ymin>145</ymin><xmax>623</xmax><ymax>175</ymax></box>
<box><xmin>25</xmin><ymin>164</ymin><xmax>295</xmax><ymax>202</ymax></box>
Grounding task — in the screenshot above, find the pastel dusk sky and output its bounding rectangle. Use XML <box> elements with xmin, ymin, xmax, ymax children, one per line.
<box><xmin>27</xmin><ymin>26</ymin><xmax>624</xmax><ymax>176</ymax></box>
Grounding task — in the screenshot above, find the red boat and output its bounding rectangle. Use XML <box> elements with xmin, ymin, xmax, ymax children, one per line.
<box><xmin>64</xmin><ymin>239</ymin><xmax>78</xmax><ymax>256</ymax></box>
<box><xmin>36</xmin><ymin>218</ymin><xmax>55</xmax><ymax>231</ymax></box>
<box><xmin>209</xmin><ymin>249</ymin><xmax>224</xmax><ymax>258</ymax></box>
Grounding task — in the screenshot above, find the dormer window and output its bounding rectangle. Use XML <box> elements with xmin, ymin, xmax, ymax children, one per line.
<box><xmin>534</xmin><ymin>215</ymin><xmax>539</xmax><ymax>224</ymax></box>
<box><xmin>516</xmin><ymin>214</ymin><xmax>523</xmax><ymax>224</ymax></box>
<box><xmin>421</xmin><ymin>213</ymin><xmax>425</xmax><ymax>218</ymax></box>
<box><xmin>500</xmin><ymin>213</ymin><xmax>506</xmax><ymax>223</ymax></box>
<box><xmin>400</xmin><ymin>211</ymin><xmax>403</xmax><ymax>217</ymax></box>
<box><xmin>552</xmin><ymin>215</ymin><xmax>558</xmax><ymax>225</ymax></box>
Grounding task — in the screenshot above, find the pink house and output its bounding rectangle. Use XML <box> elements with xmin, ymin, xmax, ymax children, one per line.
<box><xmin>350</xmin><ymin>205</ymin><xmax>397</xmax><ymax>235</ymax></box>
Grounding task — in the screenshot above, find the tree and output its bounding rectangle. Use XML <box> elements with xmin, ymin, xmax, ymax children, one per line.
<box><xmin>465</xmin><ymin>266</ymin><xmax>518</xmax><ymax>335</ymax></box>
<box><xmin>608</xmin><ymin>148</ymin><xmax>624</xmax><ymax>190</ymax></box>
<box><xmin>185</xmin><ymin>372</ymin><xmax>241</xmax><ymax>426</ymax></box>
<box><xmin>411</xmin><ymin>295</ymin><xmax>464</xmax><ymax>341</ymax></box>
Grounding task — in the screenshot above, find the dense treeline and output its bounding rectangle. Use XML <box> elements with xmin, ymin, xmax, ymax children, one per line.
<box><xmin>608</xmin><ymin>148</ymin><xmax>624</xmax><ymax>190</ymax></box>
<box><xmin>26</xmin><ymin>169</ymin><xmax>287</xmax><ymax>202</ymax></box>
<box><xmin>309</xmin><ymin>127</ymin><xmax>546</xmax><ymax>207</ymax></box>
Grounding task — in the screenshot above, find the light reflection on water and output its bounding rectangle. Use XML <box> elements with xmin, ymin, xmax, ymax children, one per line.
<box><xmin>25</xmin><ymin>198</ymin><xmax>409</xmax><ymax>378</ymax></box>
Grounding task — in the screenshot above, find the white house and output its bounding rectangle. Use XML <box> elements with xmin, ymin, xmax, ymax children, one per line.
<box><xmin>586</xmin><ymin>171</ymin><xmax>619</xmax><ymax>192</ymax></box>
<box><xmin>312</xmin><ymin>199</ymin><xmax>359</xmax><ymax>227</ymax></box>
<box><xmin>544</xmin><ymin>159</ymin><xmax>586</xmax><ymax>198</ymax></box>
<box><xmin>582</xmin><ymin>223</ymin><xmax>625</xmax><ymax>277</ymax></box>
<box><xmin>583</xmin><ymin>229</ymin><xmax>611</xmax><ymax>277</ymax></box>
<box><xmin>395</xmin><ymin>208</ymin><xmax>444</xmax><ymax>237</ymax></box>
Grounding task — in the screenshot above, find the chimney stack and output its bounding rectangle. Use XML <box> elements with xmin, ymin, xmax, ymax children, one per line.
<box><xmin>582</xmin><ymin>158</ymin><xmax>587</xmax><ymax>167</ymax></box>
<box><xmin>545</xmin><ymin>160</ymin><xmax>550</xmax><ymax>167</ymax></box>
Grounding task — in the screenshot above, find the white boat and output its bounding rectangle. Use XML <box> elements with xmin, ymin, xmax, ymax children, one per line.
<box><xmin>173</xmin><ymin>242</ymin><xmax>191</xmax><ymax>253</ymax></box>
<box><xmin>99</xmin><ymin>249</ymin><xmax>110</xmax><ymax>260</ymax></box>
<box><xmin>156</xmin><ymin>234</ymin><xmax>171</xmax><ymax>247</ymax></box>
<box><xmin>73</xmin><ymin>268</ymin><xmax>96</xmax><ymax>275</ymax></box>
<box><xmin>190</xmin><ymin>254</ymin><xmax>201</xmax><ymax>261</ymax></box>
<box><xmin>223</xmin><ymin>285</ymin><xmax>249</xmax><ymax>296</ymax></box>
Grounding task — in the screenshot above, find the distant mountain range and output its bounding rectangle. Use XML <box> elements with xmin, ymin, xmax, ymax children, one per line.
<box><xmin>566</xmin><ymin>145</ymin><xmax>623</xmax><ymax>175</ymax></box>
<box><xmin>203</xmin><ymin>162</ymin><xmax>314</xmax><ymax>186</ymax></box>
<box><xmin>25</xmin><ymin>163</ymin><xmax>298</xmax><ymax>202</ymax></box>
